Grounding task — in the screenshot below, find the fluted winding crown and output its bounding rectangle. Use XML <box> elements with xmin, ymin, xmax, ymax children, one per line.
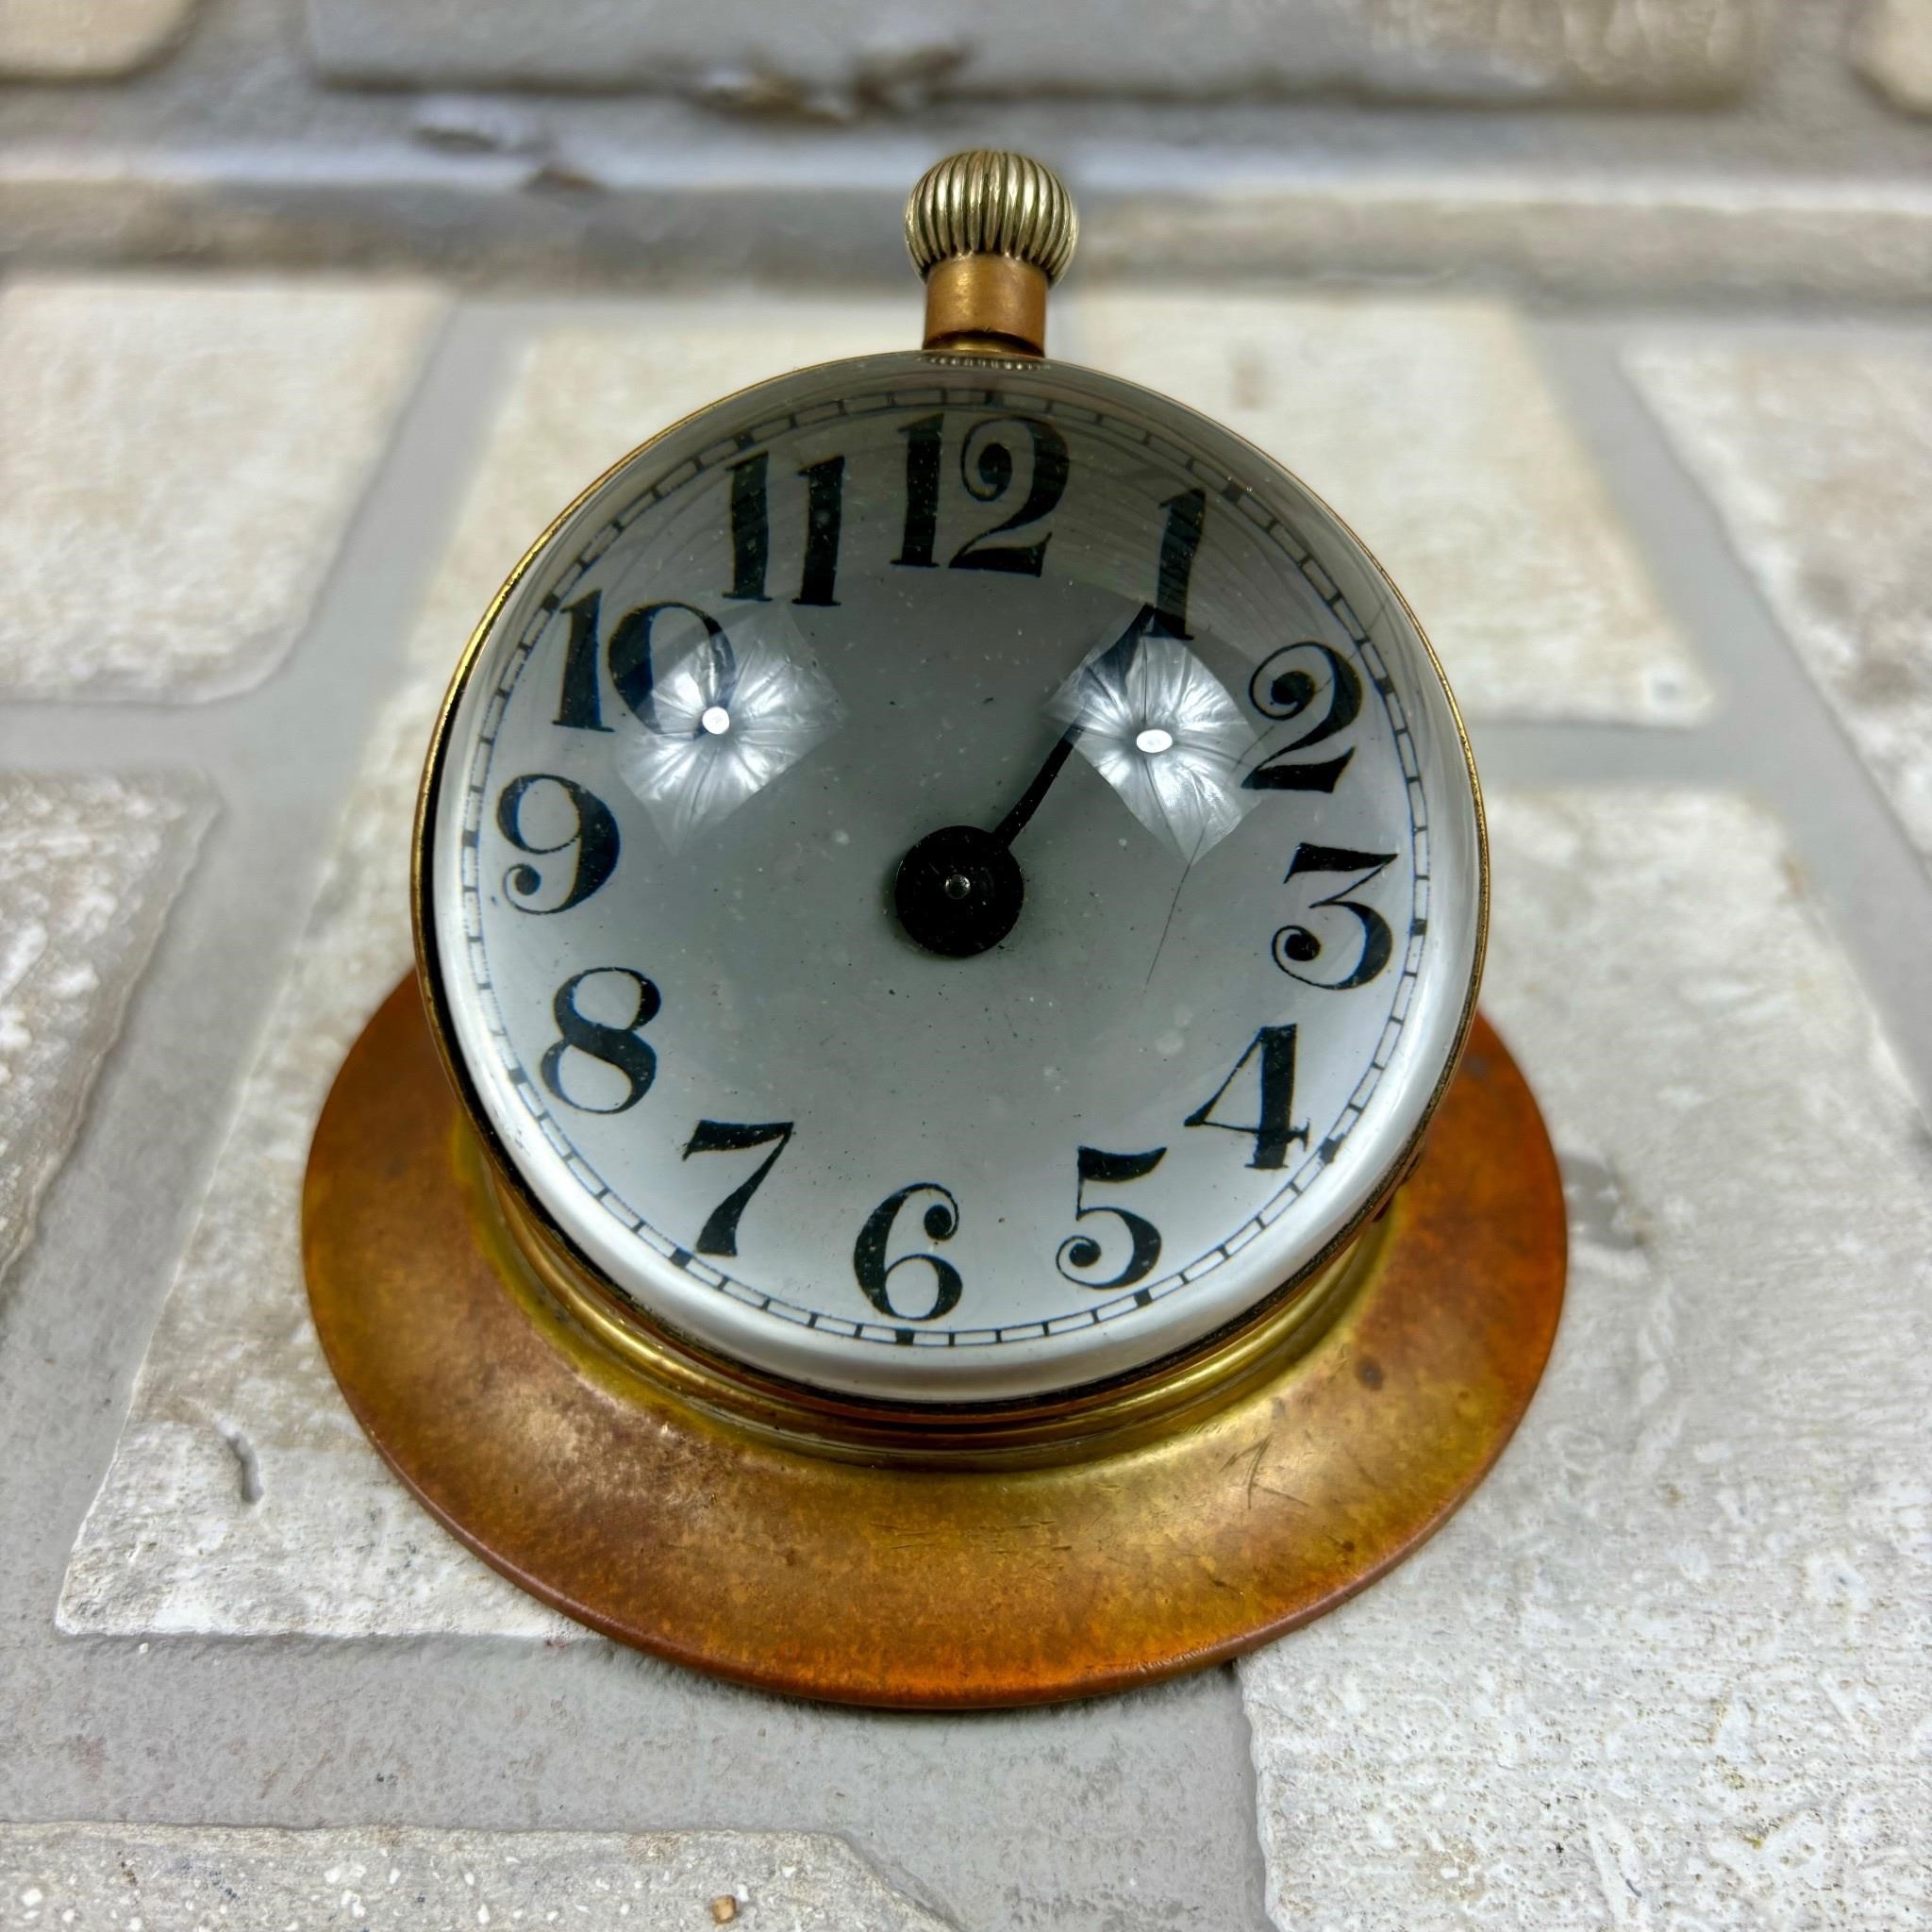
<box><xmin>905</xmin><ymin>150</ymin><xmax>1078</xmax><ymax>287</ymax></box>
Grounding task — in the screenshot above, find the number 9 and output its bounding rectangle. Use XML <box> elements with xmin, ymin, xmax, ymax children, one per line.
<box><xmin>496</xmin><ymin>774</ymin><xmax>620</xmax><ymax>914</ymax></box>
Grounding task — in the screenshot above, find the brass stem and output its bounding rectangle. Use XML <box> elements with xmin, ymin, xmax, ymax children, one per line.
<box><xmin>922</xmin><ymin>257</ymin><xmax>1050</xmax><ymax>358</ymax></box>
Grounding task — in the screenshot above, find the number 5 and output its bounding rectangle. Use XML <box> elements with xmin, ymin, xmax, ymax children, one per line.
<box><xmin>1056</xmin><ymin>1146</ymin><xmax>1167</xmax><ymax>1291</ymax></box>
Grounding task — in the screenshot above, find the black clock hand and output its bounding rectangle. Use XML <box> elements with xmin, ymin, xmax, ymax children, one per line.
<box><xmin>991</xmin><ymin>604</ymin><xmax>1158</xmax><ymax>846</ymax></box>
<box><xmin>893</xmin><ymin>608</ymin><xmax>1151</xmax><ymax>960</ymax></box>
<box><xmin>991</xmin><ymin>724</ymin><xmax>1082</xmax><ymax>848</ymax></box>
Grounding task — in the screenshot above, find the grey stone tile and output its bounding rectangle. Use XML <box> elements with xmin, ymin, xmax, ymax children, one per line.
<box><xmin>57</xmin><ymin>301</ymin><xmax>911</xmax><ymax>1641</ymax></box>
<box><xmin>1241</xmin><ymin>791</ymin><xmax>1932</xmax><ymax>1931</ymax></box>
<box><xmin>307</xmin><ymin>0</ymin><xmax>1762</xmax><ymax>106</ymax></box>
<box><xmin>0</xmin><ymin>1824</ymin><xmax>947</xmax><ymax>1930</ymax></box>
<box><xmin>0</xmin><ymin>0</ymin><xmax>201</xmax><ymax>76</ymax></box>
<box><xmin>1077</xmin><ymin>291</ymin><xmax>1709</xmax><ymax>724</ymax></box>
<box><xmin>1852</xmin><ymin>0</ymin><xmax>1932</xmax><ymax>113</ymax></box>
<box><xmin>0</xmin><ymin>280</ymin><xmax>441</xmax><ymax>703</ymax></box>
<box><xmin>1628</xmin><ymin>339</ymin><xmax>1932</xmax><ymax>867</ymax></box>
<box><xmin>0</xmin><ymin>772</ymin><xmax>212</xmax><ymax>1297</ymax></box>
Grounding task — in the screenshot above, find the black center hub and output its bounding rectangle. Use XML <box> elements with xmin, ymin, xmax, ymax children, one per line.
<box><xmin>893</xmin><ymin>825</ymin><xmax>1024</xmax><ymax>958</ymax></box>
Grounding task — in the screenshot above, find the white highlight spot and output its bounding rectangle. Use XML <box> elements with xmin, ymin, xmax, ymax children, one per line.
<box><xmin>700</xmin><ymin>706</ymin><xmax>732</xmax><ymax>736</ymax></box>
<box><xmin>1136</xmin><ymin>725</ymin><xmax>1175</xmax><ymax>755</ymax></box>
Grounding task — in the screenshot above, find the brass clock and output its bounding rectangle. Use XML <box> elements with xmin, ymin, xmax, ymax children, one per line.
<box><xmin>305</xmin><ymin>150</ymin><xmax>1565</xmax><ymax>1707</ymax></box>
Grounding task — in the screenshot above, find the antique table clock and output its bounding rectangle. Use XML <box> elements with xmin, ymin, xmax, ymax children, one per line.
<box><xmin>306</xmin><ymin>150</ymin><xmax>1565</xmax><ymax>1707</ymax></box>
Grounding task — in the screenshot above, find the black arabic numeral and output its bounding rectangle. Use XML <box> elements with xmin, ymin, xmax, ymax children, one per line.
<box><xmin>724</xmin><ymin>452</ymin><xmax>772</xmax><ymax>602</ymax></box>
<box><xmin>539</xmin><ymin>968</ymin><xmax>660</xmax><ymax>1114</ymax></box>
<box><xmin>951</xmin><ymin>416</ymin><xmax>1071</xmax><ymax>575</ymax></box>
<box><xmin>893</xmin><ymin>412</ymin><xmax>943</xmax><ymax>569</ymax></box>
<box><xmin>1185</xmin><ymin>1026</ymin><xmax>1307</xmax><ymax>1172</ymax></box>
<box><xmin>1148</xmin><ymin>488</ymin><xmax>1206</xmax><ymax>640</ymax></box>
<box><xmin>608</xmin><ymin>600</ymin><xmax>737</xmax><ymax>736</ymax></box>
<box><xmin>682</xmin><ymin>1120</ymin><xmax>794</xmax><ymax>1257</ymax></box>
<box><xmin>794</xmin><ymin>454</ymin><xmax>844</xmax><ymax>607</ymax></box>
<box><xmin>552</xmin><ymin>593</ymin><xmax>738</xmax><ymax>738</ymax></box>
<box><xmin>1274</xmin><ymin>844</ymin><xmax>1398</xmax><ymax>990</ymax></box>
<box><xmin>496</xmin><ymin>774</ymin><xmax>620</xmax><ymax>914</ymax></box>
<box><xmin>730</xmin><ymin>450</ymin><xmax>843</xmax><ymax>606</ymax></box>
<box><xmin>1057</xmin><ymin>1145</ymin><xmax>1167</xmax><ymax>1291</ymax></box>
<box><xmin>853</xmin><ymin>1183</ymin><xmax>962</xmax><ymax>1322</ymax></box>
<box><xmin>554</xmin><ymin>590</ymin><xmax>609</xmax><ymax>731</ymax></box>
<box><xmin>1242</xmin><ymin>641</ymin><xmax>1363</xmax><ymax>794</ymax></box>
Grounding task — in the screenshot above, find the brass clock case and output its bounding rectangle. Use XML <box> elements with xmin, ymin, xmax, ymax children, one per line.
<box><xmin>302</xmin><ymin>148</ymin><xmax>1565</xmax><ymax>1704</ymax></box>
<box><xmin>304</xmin><ymin>976</ymin><xmax>1563</xmax><ymax>1707</ymax></box>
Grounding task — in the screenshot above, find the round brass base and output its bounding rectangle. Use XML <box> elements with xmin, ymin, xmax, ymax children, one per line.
<box><xmin>304</xmin><ymin>977</ymin><xmax>1565</xmax><ymax>1708</ymax></box>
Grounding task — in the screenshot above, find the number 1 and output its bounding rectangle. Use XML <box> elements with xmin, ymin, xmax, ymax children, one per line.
<box><xmin>1148</xmin><ymin>489</ymin><xmax>1205</xmax><ymax>640</ymax></box>
<box><xmin>724</xmin><ymin>452</ymin><xmax>844</xmax><ymax>606</ymax></box>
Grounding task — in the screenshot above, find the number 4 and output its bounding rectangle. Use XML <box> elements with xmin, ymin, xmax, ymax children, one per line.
<box><xmin>1185</xmin><ymin>1026</ymin><xmax>1307</xmax><ymax>1171</ymax></box>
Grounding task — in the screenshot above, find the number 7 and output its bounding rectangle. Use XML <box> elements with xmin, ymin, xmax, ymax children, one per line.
<box><xmin>682</xmin><ymin>1120</ymin><xmax>794</xmax><ymax>1257</ymax></box>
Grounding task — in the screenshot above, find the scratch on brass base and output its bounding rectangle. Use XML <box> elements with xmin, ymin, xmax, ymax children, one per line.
<box><xmin>303</xmin><ymin>976</ymin><xmax>1566</xmax><ymax>1709</ymax></box>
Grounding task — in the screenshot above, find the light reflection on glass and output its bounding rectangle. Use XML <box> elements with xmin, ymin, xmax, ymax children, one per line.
<box><xmin>615</xmin><ymin>616</ymin><xmax>844</xmax><ymax>851</ymax></box>
<box><xmin>1049</xmin><ymin>611</ymin><xmax>1256</xmax><ymax>861</ymax></box>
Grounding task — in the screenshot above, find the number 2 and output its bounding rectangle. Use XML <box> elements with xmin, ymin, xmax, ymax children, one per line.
<box><xmin>1242</xmin><ymin>642</ymin><xmax>1363</xmax><ymax>795</ymax></box>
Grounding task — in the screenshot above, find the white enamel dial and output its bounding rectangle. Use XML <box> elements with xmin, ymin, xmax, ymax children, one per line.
<box><xmin>424</xmin><ymin>351</ymin><xmax>1483</xmax><ymax>1403</ymax></box>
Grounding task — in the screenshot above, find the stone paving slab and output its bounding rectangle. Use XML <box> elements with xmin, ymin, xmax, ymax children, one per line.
<box><xmin>1078</xmin><ymin>292</ymin><xmax>1710</xmax><ymax>725</ymax></box>
<box><xmin>1628</xmin><ymin>338</ymin><xmax>1932</xmax><ymax>868</ymax></box>
<box><xmin>1241</xmin><ymin>791</ymin><xmax>1932</xmax><ymax>1931</ymax></box>
<box><xmin>0</xmin><ymin>0</ymin><xmax>202</xmax><ymax>77</ymax></box>
<box><xmin>1853</xmin><ymin>0</ymin><xmax>1932</xmax><ymax>113</ymax></box>
<box><xmin>0</xmin><ymin>280</ymin><xmax>441</xmax><ymax>704</ymax></box>
<box><xmin>0</xmin><ymin>771</ymin><xmax>212</xmax><ymax>1297</ymax></box>
<box><xmin>55</xmin><ymin>301</ymin><xmax>910</xmax><ymax>1641</ymax></box>
<box><xmin>307</xmin><ymin>0</ymin><xmax>1761</xmax><ymax>105</ymax></box>
<box><xmin>0</xmin><ymin>1824</ymin><xmax>947</xmax><ymax>1930</ymax></box>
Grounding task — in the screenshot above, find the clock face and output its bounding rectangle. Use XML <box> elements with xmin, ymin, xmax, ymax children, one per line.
<box><xmin>424</xmin><ymin>351</ymin><xmax>1483</xmax><ymax>1403</ymax></box>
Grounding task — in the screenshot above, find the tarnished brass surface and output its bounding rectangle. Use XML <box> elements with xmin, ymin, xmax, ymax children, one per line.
<box><xmin>489</xmin><ymin>1165</ymin><xmax>1384</xmax><ymax>1469</ymax></box>
<box><xmin>304</xmin><ymin>976</ymin><xmax>1565</xmax><ymax>1709</ymax></box>
<box><xmin>922</xmin><ymin>256</ymin><xmax>1051</xmax><ymax>357</ymax></box>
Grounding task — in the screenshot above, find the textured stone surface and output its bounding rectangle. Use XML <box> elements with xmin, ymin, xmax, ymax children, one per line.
<box><xmin>1081</xmin><ymin>292</ymin><xmax>1709</xmax><ymax>724</ymax></box>
<box><xmin>1852</xmin><ymin>0</ymin><xmax>1932</xmax><ymax>113</ymax></box>
<box><xmin>0</xmin><ymin>772</ymin><xmax>211</xmax><ymax>1296</ymax></box>
<box><xmin>307</xmin><ymin>0</ymin><xmax>1761</xmax><ymax>105</ymax></box>
<box><xmin>1242</xmin><ymin>791</ymin><xmax>1932</xmax><ymax>1931</ymax></box>
<box><xmin>58</xmin><ymin>301</ymin><xmax>909</xmax><ymax>1640</ymax></box>
<box><xmin>0</xmin><ymin>0</ymin><xmax>202</xmax><ymax>77</ymax></box>
<box><xmin>1629</xmin><ymin>341</ymin><xmax>1932</xmax><ymax>867</ymax></box>
<box><xmin>0</xmin><ymin>1824</ymin><xmax>948</xmax><ymax>1930</ymax></box>
<box><xmin>0</xmin><ymin>280</ymin><xmax>441</xmax><ymax>703</ymax></box>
